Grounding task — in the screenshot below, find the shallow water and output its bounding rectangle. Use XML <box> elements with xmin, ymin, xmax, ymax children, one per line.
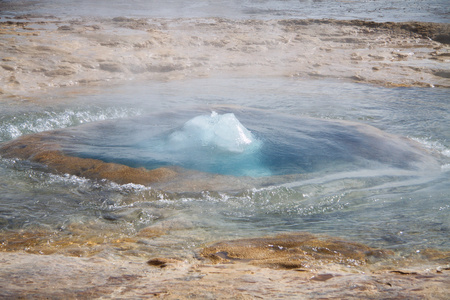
<box><xmin>1</xmin><ymin>0</ymin><xmax>449</xmax><ymax>22</ymax></box>
<box><xmin>0</xmin><ymin>77</ymin><xmax>449</xmax><ymax>259</ymax></box>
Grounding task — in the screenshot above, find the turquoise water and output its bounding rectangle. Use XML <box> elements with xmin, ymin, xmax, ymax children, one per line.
<box><xmin>0</xmin><ymin>78</ymin><xmax>449</xmax><ymax>257</ymax></box>
<box><xmin>56</xmin><ymin>106</ymin><xmax>440</xmax><ymax>177</ymax></box>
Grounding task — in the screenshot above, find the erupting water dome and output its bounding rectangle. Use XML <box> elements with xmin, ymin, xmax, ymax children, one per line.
<box><xmin>168</xmin><ymin>112</ymin><xmax>259</xmax><ymax>153</ymax></box>
<box><xmin>0</xmin><ymin>106</ymin><xmax>441</xmax><ymax>188</ymax></box>
<box><xmin>161</xmin><ymin>111</ymin><xmax>266</xmax><ymax>176</ymax></box>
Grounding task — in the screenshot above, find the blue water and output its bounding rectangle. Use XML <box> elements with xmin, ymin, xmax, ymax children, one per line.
<box><xmin>0</xmin><ymin>78</ymin><xmax>449</xmax><ymax>258</ymax></box>
<box><xmin>61</xmin><ymin>107</ymin><xmax>439</xmax><ymax>177</ymax></box>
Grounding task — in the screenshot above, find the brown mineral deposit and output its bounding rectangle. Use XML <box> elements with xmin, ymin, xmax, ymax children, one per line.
<box><xmin>0</xmin><ymin>233</ymin><xmax>449</xmax><ymax>299</ymax></box>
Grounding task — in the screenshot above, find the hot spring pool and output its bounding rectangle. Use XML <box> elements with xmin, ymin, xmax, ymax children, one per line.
<box><xmin>23</xmin><ymin>106</ymin><xmax>441</xmax><ymax>180</ymax></box>
<box><xmin>0</xmin><ymin>77</ymin><xmax>449</xmax><ymax>259</ymax></box>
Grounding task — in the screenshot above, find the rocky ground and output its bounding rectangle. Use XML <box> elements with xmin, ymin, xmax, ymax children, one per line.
<box><xmin>1</xmin><ymin>16</ymin><xmax>449</xmax><ymax>102</ymax></box>
<box><xmin>1</xmin><ymin>15</ymin><xmax>449</xmax><ymax>299</ymax></box>
<box><xmin>1</xmin><ymin>233</ymin><xmax>449</xmax><ymax>299</ymax></box>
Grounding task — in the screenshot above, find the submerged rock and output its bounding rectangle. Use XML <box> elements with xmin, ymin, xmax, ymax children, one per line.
<box><xmin>0</xmin><ymin>127</ymin><xmax>260</xmax><ymax>192</ymax></box>
<box><xmin>200</xmin><ymin>232</ymin><xmax>393</xmax><ymax>270</ymax></box>
<box><xmin>0</xmin><ymin>131</ymin><xmax>179</xmax><ymax>186</ymax></box>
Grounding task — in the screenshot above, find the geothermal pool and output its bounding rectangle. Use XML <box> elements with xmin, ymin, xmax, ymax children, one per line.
<box><xmin>43</xmin><ymin>106</ymin><xmax>439</xmax><ymax>179</ymax></box>
<box><xmin>0</xmin><ymin>77</ymin><xmax>449</xmax><ymax>258</ymax></box>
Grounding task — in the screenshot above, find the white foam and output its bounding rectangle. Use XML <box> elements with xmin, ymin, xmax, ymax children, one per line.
<box><xmin>410</xmin><ymin>137</ymin><xmax>450</xmax><ymax>158</ymax></box>
<box><xmin>0</xmin><ymin>107</ymin><xmax>142</xmax><ymax>142</ymax></box>
<box><xmin>168</xmin><ymin>111</ymin><xmax>260</xmax><ymax>153</ymax></box>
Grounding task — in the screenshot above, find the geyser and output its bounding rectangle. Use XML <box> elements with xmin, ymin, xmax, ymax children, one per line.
<box><xmin>168</xmin><ymin>111</ymin><xmax>259</xmax><ymax>153</ymax></box>
<box><xmin>0</xmin><ymin>107</ymin><xmax>441</xmax><ymax>191</ymax></box>
<box><xmin>143</xmin><ymin>111</ymin><xmax>268</xmax><ymax>176</ymax></box>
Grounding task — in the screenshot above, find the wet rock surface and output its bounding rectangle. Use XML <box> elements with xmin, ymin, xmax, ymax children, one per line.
<box><xmin>1</xmin><ymin>232</ymin><xmax>449</xmax><ymax>299</ymax></box>
<box><xmin>200</xmin><ymin>232</ymin><xmax>393</xmax><ymax>269</ymax></box>
<box><xmin>0</xmin><ymin>131</ymin><xmax>179</xmax><ymax>185</ymax></box>
<box><xmin>1</xmin><ymin>17</ymin><xmax>449</xmax><ymax>100</ymax></box>
<box><xmin>200</xmin><ymin>233</ymin><xmax>393</xmax><ymax>271</ymax></box>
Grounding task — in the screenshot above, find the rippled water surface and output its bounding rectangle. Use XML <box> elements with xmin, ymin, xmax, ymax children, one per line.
<box><xmin>1</xmin><ymin>77</ymin><xmax>449</xmax><ymax>258</ymax></box>
<box><xmin>1</xmin><ymin>0</ymin><xmax>449</xmax><ymax>22</ymax></box>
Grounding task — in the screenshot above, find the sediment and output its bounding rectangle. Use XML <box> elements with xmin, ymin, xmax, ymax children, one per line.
<box><xmin>1</xmin><ymin>17</ymin><xmax>449</xmax><ymax>101</ymax></box>
<box><xmin>1</xmin><ymin>232</ymin><xmax>449</xmax><ymax>299</ymax></box>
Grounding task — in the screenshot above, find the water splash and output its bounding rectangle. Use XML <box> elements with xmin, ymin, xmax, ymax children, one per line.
<box><xmin>159</xmin><ymin>111</ymin><xmax>267</xmax><ymax>176</ymax></box>
<box><xmin>0</xmin><ymin>106</ymin><xmax>142</xmax><ymax>142</ymax></box>
<box><xmin>167</xmin><ymin>111</ymin><xmax>260</xmax><ymax>153</ymax></box>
